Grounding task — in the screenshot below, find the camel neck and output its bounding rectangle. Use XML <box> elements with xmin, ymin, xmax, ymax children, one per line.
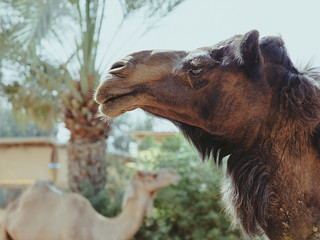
<box><xmin>94</xmin><ymin>189</ymin><xmax>150</xmax><ymax>240</ymax></box>
<box><xmin>259</xmin><ymin>127</ymin><xmax>320</xmax><ymax>239</ymax></box>
<box><xmin>222</xmin><ymin>122</ymin><xmax>320</xmax><ymax>239</ymax></box>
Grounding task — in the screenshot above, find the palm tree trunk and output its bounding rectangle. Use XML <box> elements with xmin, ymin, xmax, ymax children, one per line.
<box><xmin>62</xmin><ymin>78</ymin><xmax>110</xmax><ymax>194</ymax></box>
<box><xmin>67</xmin><ymin>138</ymin><xmax>107</xmax><ymax>193</ymax></box>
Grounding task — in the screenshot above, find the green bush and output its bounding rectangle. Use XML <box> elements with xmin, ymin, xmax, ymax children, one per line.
<box><xmin>85</xmin><ymin>134</ymin><xmax>251</xmax><ymax>239</ymax></box>
<box><xmin>81</xmin><ymin>183</ymin><xmax>123</xmax><ymax>217</ymax></box>
<box><xmin>133</xmin><ymin>135</ymin><xmax>244</xmax><ymax>240</ymax></box>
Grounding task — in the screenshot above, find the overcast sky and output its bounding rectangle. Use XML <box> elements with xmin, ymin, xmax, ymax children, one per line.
<box><xmin>121</xmin><ymin>0</ymin><xmax>320</xmax><ymax>64</ymax></box>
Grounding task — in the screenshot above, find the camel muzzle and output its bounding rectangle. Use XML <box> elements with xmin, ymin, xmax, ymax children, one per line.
<box><xmin>94</xmin><ymin>58</ymin><xmax>138</xmax><ymax>105</ymax></box>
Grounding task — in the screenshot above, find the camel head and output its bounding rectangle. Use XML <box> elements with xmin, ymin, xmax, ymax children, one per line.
<box><xmin>122</xmin><ymin>169</ymin><xmax>180</xmax><ymax>216</ymax></box>
<box><xmin>95</xmin><ymin>31</ymin><xmax>320</xmax><ymax>239</ymax></box>
<box><xmin>95</xmin><ymin>30</ymin><xmax>271</xmax><ymax>143</ymax></box>
<box><xmin>132</xmin><ymin>168</ymin><xmax>180</xmax><ymax>192</ymax></box>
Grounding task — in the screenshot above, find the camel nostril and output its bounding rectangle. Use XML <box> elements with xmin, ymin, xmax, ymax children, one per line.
<box><xmin>108</xmin><ymin>61</ymin><xmax>131</xmax><ymax>77</ymax></box>
<box><xmin>110</xmin><ymin>61</ymin><xmax>127</xmax><ymax>71</ymax></box>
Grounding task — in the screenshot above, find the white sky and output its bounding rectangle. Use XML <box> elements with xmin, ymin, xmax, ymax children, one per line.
<box><xmin>58</xmin><ymin>0</ymin><xmax>320</xmax><ymax>142</ymax></box>
<box><xmin>115</xmin><ymin>0</ymin><xmax>320</xmax><ymax>64</ymax></box>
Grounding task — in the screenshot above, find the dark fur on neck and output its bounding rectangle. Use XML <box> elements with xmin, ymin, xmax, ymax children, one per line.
<box><xmin>173</xmin><ymin>121</ymin><xmax>272</xmax><ymax>236</ymax></box>
<box><xmin>171</xmin><ymin>39</ymin><xmax>320</xmax><ymax>237</ymax></box>
<box><xmin>149</xmin><ymin>36</ymin><xmax>320</xmax><ymax>238</ymax></box>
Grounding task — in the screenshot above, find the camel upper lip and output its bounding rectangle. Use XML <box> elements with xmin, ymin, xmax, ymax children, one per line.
<box><xmin>103</xmin><ymin>92</ymin><xmax>133</xmax><ymax>104</ymax></box>
<box><xmin>94</xmin><ymin>71</ymin><xmax>135</xmax><ymax>104</ymax></box>
<box><xmin>96</xmin><ymin>89</ymin><xmax>135</xmax><ymax>105</ymax></box>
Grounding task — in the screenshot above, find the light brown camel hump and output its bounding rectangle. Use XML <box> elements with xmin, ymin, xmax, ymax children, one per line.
<box><xmin>95</xmin><ymin>30</ymin><xmax>320</xmax><ymax>240</ymax></box>
<box><xmin>0</xmin><ymin>169</ymin><xmax>180</xmax><ymax>240</ymax></box>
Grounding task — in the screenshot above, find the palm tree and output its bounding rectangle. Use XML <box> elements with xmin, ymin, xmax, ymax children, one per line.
<box><xmin>0</xmin><ymin>0</ymin><xmax>185</xmax><ymax>193</ymax></box>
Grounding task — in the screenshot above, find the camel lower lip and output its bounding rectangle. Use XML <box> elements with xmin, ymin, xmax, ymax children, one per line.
<box><xmin>98</xmin><ymin>92</ymin><xmax>138</xmax><ymax>118</ymax></box>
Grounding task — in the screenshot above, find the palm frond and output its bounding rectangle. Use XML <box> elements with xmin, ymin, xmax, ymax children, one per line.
<box><xmin>7</xmin><ymin>0</ymin><xmax>66</xmax><ymax>50</ymax></box>
<box><xmin>1</xmin><ymin>0</ymin><xmax>186</xmax><ymax>132</ymax></box>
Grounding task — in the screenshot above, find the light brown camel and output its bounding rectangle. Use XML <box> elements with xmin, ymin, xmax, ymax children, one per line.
<box><xmin>0</xmin><ymin>169</ymin><xmax>180</xmax><ymax>240</ymax></box>
<box><xmin>94</xmin><ymin>30</ymin><xmax>320</xmax><ymax>240</ymax></box>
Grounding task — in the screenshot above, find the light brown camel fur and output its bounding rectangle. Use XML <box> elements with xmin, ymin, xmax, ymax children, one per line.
<box><xmin>0</xmin><ymin>169</ymin><xmax>180</xmax><ymax>240</ymax></box>
<box><xmin>94</xmin><ymin>30</ymin><xmax>320</xmax><ymax>239</ymax></box>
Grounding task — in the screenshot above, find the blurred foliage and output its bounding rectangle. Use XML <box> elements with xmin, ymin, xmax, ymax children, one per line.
<box><xmin>138</xmin><ymin>135</ymin><xmax>159</xmax><ymax>151</ymax></box>
<box><xmin>81</xmin><ymin>182</ymin><xmax>124</xmax><ymax>217</ymax></box>
<box><xmin>80</xmin><ymin>151</ymin><xmax>134</xmax><ymax>216</ymax></box>
<box><xmin>108</xmin><ymin>113</ymin><xmax>156</xmax><ymax>152</ymax></box>
<box><xmin>134</xmin><ymin>134</ymin><xmax>245</xmax><ymax>240</ymax></box>
<box><xmin>0</xmin><ymin>0</ymin><xmax>186</xmax><ymax>191</ymax></box>
<box><xmin>134</xmin><ymin>114</ymin><xmax>156</xmax><ymax>131</ymax></box>
<box><xmin>0</xmin><ymin>99</ymin><xmax>56</xmax><ymax>137</ymax></box>
<box><xmin>107</xmin><ymin>114</ymin><xmax>135</xmax><ymax>152</ymax></box>
<box><xmin>84</xmin><ymin>134</ymin><xmax>254</xmax><ymax>239</ymax></box>
<box><xmin>0</xmin><ymin>0</ymin><xmax>186</xmax><ymax>130</ymax></box>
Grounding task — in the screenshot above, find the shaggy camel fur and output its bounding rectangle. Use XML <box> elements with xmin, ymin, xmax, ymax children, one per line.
<box><xmin>0</xmin><ymin>169</ymin><xmax>180</xmax><ymax>240</ymax></box>
<box><xmin>95</xmin><ymin>30</ymin><xmax>320</xmax><ymax>239</ymax></box>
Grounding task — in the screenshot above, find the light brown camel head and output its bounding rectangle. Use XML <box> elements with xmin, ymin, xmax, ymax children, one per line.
<box><xmin>95</xmin><ymin>30</ymin><xmax>269</xmax><ymax>146</ymax></box>
<box><xmin>122</xmin><ymin>168</ymin><xmax>180</xmax><ymax>214</ymax></box>
<box><xmin>132</xmin><ymin>168</ymin><xmax>180</xmax><ymax>191</ymax></box>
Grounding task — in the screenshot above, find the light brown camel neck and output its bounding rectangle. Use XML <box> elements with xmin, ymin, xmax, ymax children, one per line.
<box><xmin>2</xmin><ymin>169</ymin><xmax>180</xmax><ymax>240</ymax></box>
<box><xmin>93</xmin><ymin>189</ymin><xmax>150</xmax><ymax>240</ymax></box>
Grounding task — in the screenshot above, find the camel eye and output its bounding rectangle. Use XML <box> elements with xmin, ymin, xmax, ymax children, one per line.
<box><xmin>189</xmin><ymin>68</ymin><xmax>203</xmax><ymax>77</ymax></box>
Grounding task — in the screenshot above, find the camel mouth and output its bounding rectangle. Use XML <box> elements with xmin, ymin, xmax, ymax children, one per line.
<box><xmin>100</xmin><ymin>91</ymin><xmax>136</xmax><ymax>109</ymax></box>
<box><xmin>103</xmin><ymin>92</ymin><xmax>134</xmax><ymax>105</ymax></box>
<box><xmin>98</xmin><ymin>90</ymin><xmax>139</xmax><ymax>118</ymax></box>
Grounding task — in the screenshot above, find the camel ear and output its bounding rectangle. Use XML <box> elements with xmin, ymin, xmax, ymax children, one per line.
<box><xmin>238</xmin><ymin>30</ymin><xmax>263</xmax><ymax>79</ymax></box>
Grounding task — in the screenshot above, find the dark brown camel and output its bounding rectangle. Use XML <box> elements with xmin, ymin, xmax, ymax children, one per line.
<box><xmin>95</xmin><ymin>30</ymin><xmax>320</xmax><ymax>240</ymax></box>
